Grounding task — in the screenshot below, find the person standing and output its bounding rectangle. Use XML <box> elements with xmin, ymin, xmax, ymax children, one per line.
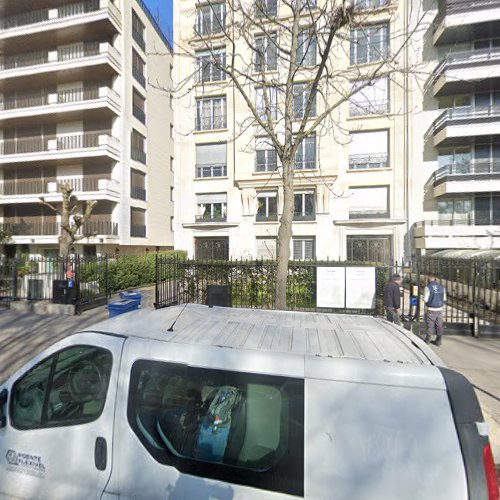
<box><xmin>424</xmin><ymin>273</ymin><xmax>447</xmax><ymax>346</ymax></box>
<box><xmin>384</xmin><ymin>274</ymin><xmax>402</xmax><ymax>325</ymax></box>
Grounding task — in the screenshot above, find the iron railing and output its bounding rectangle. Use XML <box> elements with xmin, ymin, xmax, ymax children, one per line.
<box><xmin>133</xmin><ymin>67</ymin><xmax>146</xmax><ymax>88</ymax></box>
<box><xmin>433</xmin><ymin>105</ymin><xmax>500</xmax><ymax>131</ymax></box>
<box><xmin>130</xmin><ymin>224</ymin><xmax>147</xmax><ymax>237</ymax></box>
<box><xmin>294</xmin><ymin>159</ymin><xmax>316</xmax><ymax>170</ymax></box>
<box><xmin>433</xmin><ymin>47</ymin><xmax>500</xmax><ymax>79</ymax></box>
<box><xmin>256</xmin><ymin>214</ymin><xmax>278</xmax><ymax>222</ymax></box>
<box><xmin>349</xmin><ymin>153</ymin><xmax>389</xmax><ymax>170</ymax></box>
<box><xmin>133</xmin><ymin>29</ymin><xmax>146</xmax><ymax>51</ymax></box>
<box><xmin>350</xmin><ymin>99</ymin><xmax>389</xmax><ymax>117</ymax></box>
<box><xmin>195</xmin><ymin>114</ymin><xmax>227</xmax><ymax>131</ymax></box>
<box><xmin>131</xmin><ymin>147</ymin><xmax>147</xmax><ymax>164</ymax></box>
<box><xmin>293</xmin><ymin>213</ymin><xmax>315</xmax><ymax>221</ymax></box>
<box><xmin>431</xmin><ymin>160</ymin><xmax>500</xmax><ymax>185</ymax></box>
<box><xmin>195</xmin><ymin>163</ymin><xmax>227</xmax><ymax>178</ymax></box>
<box><xmin>81</xmin><ymin>220</ymin><xmax>118</xmax><ymax>236</ymax></box>
<box><xmin>131</xmin><ymin>186</ymin><xmax>147</xmax><ymax>201</ymax></box>
<box><xmin>0</xmin><ymin>221</ymin><xmax>60</xmax><ymax>236</ymax></box>
<box><xmin>353</xmin><ymin>0</ymin><xmax>391</xmax><ymax>9</ymax></box>
<box><xmin>133</xmin><ymin>105</ymin><xmax>146</xmax><ymax>124</ymax></box>
<box><xmin>195</xmin><ymin>215</ymin><xmax>227</xmax><ymax>223</ymax></box>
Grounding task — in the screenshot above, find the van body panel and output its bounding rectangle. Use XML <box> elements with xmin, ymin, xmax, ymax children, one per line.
<box><xmin>0</xmin><ymin>333</ymin><xmax>124</xmax><ymax>500</ymax></box>
<box><xmin>305</xmin><ymin>377</ymin><xmax>468</xmax><ymax>500</ymax></box>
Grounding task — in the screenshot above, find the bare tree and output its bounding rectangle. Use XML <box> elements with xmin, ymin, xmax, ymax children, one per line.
<box><xmin>172</xmin><ymin>0</ymin><xmax>424</xmax><ymax>309</ymax></box>
<box><xmin>40</xmin><ymin>183</ymin><xmax>98</xmax><ymax>257</ymax></box>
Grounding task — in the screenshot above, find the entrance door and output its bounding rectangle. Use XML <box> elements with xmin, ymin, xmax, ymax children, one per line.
<box><xmin>0</xmin><ymin>332</ymin><xmax>124</xmax><ymax>499</ymax></box>
<box><xmin>195</xmin><ymin>237</ymin><xmax>229</xmax><ymax>260</ymax></box>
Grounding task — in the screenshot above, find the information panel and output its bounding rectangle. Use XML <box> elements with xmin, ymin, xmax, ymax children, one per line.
<box><xmin>345</xmin><ymin>267</ymin><xmax>376</xmax><ymax>309</ymax></box>
<box><xmin>316</xmin><ymin>267</ymin><xmax>346</xmax><ymax>308</ymax></box>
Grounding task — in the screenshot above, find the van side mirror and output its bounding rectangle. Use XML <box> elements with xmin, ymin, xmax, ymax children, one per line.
<box><xmin>0</xmin><ymin>388</ymin><xmax>8</xmax><ymax>428</ymax></box>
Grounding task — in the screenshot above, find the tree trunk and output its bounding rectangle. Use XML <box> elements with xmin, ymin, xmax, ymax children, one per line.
<box><xmin>59</xmin><ymin>231</ymin><xmax>73</xmax><ymax>257</ymax></box>
<box><xmin>275</xmin><ymin>159</ymin><xmax>294</xmax><ymax>310</ymax></box>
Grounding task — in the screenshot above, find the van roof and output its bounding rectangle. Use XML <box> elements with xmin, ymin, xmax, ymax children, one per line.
<box><xmin>84</xmin><ymin>304</ymin><xmax>442</xmax><ymax>366</ymax></box>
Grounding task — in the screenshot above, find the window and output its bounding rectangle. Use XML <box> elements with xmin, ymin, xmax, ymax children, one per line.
<box><xmin>196</xmin><ymin>96</ymin><xmax>227</xmax><ymax>131</ymax></box>
<box><xmin>170</xmin><ymin>216</ymin><xmax>174</xmax><ymax>231</ymax></box>
<box><xmin>256</xmin><ymin>137</ymin><xmax>278</xmax><ymax>172</ymax></box>
<box><xmin>130</xmin><ymin>207</ymin><xmax>146</xmax><ymax>237</ymax></box>
<box><xmin>349</xmin><ymin>130</ymin><xmax>389</xmax><ymax>169</ymax></box>
<box><xmin>10</xmin><ymin>346</ymin><xmax>112</xmax><ymax>430</ymax></box>
<box><xmin>170</xmin><ymin>186</ymin><xmax>174</xmax><ymax>201</ymax></box>
<box><xmin>349</xmin><ymin>77</ymin><xmax>389</xmax><ymax>116</ymax></box>
<box><xmin>131</xmin><ymin>129</ymin><xmax>146</xmax><ymax>163</ymax></box>
<box><xmin>196</xmin><ymin>193</ymin><xmax>227</xmax><ymax>222</ymax></box>
<box><xmin>438</xmin><ymin>147</ymin><xmax>472</xmax><ymax>171</ymax></box>
<box><xmin>293</xmin><ymin>83</ymin><xmax>316</xmax><ymax>118</ymax></box>
<box><xmin>474</xmin><ymin>194</ymin><xmax>500</xmax><ymax>225</ymax></box>
<box><xmin>195</xmin><ymin>237</ymin><xmax>229</xmax><ymax>259</ymax></box>
<box><xmin>256</xmin><ymin>237</ymin><xmax>277</xmax><ymax>259</ymax></box>
<box><xmin>353</xmin><ymin>0</ymin><xmax>390</xmax><ymax>10</ymax></box>
<box><xmin>296</xmin><ymin>30</ymin><xmax>316</xmax><ymax>67</ymax></box>
<box><xmin>170</xmin><ymin>156</ymin><xmax>174</xmax><ymax>172</ymax></box>
<box><xmin>196</xmin><ymin>49</ymin><xmax>226</xmax><ymax>83</ymax></box>
<box><xmin>256</xmin><ymin>87</ymin><xmax>278</xmax><ymax>120</ymax></box>
<box><xmin>131</xmin><ymin>169</ymin><xmax>146</xmax><ymax>200</ymax></box>
<box><xmin>346</xmin><ymin>235</ymin><xmax>392</xmax><ymax>263</ymax></box>
<box><xmin>132</xmin><ymin>49</ymin><xmax>146</xmax><ymax>87</ymax></box>
<box><xmin>255</xmin><ymin>33</ymin><xmax>278</xmax><ymax>72</ymax></box>
<box><xmin>349</xmin><ymin>186</ymin><xmax>389</xmax><ymax>219</ymax></box>
<box><xmin>294</xmin><ymin>191</ymin><xmax>315</xmax><ymax>221</ymax></box>
<box><xmin>132</xmin><ymin>10</ymin><xmax>146</xmax><ymax>50</ymax></box>
<box><xmin>170</xmin><ymin>124</ymin><xmax>174</xmax><ymax>139</ymax></box>
<box><xmin>293</xmin><ymin>237</ymin><xmax>315</xmax><ymax>260</ymax></box>
<box><xmin>438</xmin><ymin>94</ymin><xmax>471</xmax><ymax>110</ymax></box>
<box><xmin>257</xmin><ymin>191</ymin><xmax>278</xmax><ymax>221</ymax></box>
<box><xmin>127</xmin><ymin>360</ymin><xmax>304</xmax><ymax>496</ymax></box>
<box><xmin>133</xmin><ymin>89</ymin><xmax>146</xmax><ymax>124</ymax></box>
<box><xmin>170</xmin><ymin>93</ymin><xmax>173</xmax><ymax>110</ymax></box>
<box><xmin>437</xmin><ymin>198</ymin><xmax>473</xmax><ymax>224</ymax></box>
<box><xmin>294</xmin><ymin>135</ymin><xmax>316</xmax><ymax>169</ymax></box>
<box><xmin>350</xmin><ymin>24</ymin><xmax>389</xmax><ymax>64</ymax></box>
<box><xmin>196</xmin><ymin>143</ymin><xmax>227</xmax><ymax>178</ymax></box>
<box><xmin>256</xmin><ymin>0</ymin><xmax>278</xmax><ymax>17</ymax></box>
<box><xmin>196</xmin><ymin>3</ymin><xmax>226</xmax><ymax>36</ymax></box>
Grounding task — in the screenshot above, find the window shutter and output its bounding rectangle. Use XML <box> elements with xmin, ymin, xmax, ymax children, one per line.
<box><xmin>293</xmin><ymin>239</ymin><xmax>303</xmax><ymax>260</ymax></box>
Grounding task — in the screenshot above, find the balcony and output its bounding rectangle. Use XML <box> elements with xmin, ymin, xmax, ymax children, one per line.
<box><xmin>0</xmin><ymin>42</ymin><xmax>121</xmax><ymax>85</ymax></box>
<box><xmin>431</xmin><ymin>106</ymin><xmax>500</xmax><ymax>146</ymax></box>
<box><xmin>432</xmin><ymin>48</ymin><xmax>500</xmax><ymax>95</ymax></box>
<box><xmin>0</xmin><ymin>176</ymin><xmax>120</xmax><ymax>204</ymax></box>
<box><xmin>195</xmin><ymin>215</ymin><xmax>227</xmax><ymax>223</ymax></box>
<box><xmin>0</xmin><ymin>86</ymin><xmax>120</xmax><ymax>124</ymax></box>
<box><xmin>413</xmin><ymin>219</ymin><xmax>500</xmax><ymax>250</ymax></box>
<box><xmin>130</xmin><ymin>186</ymin><xmax>147</xmax><ymax>201</ymax></box>
<box><xmin>0</xmin><ymin>1</ymin><xmax>121</xmax><ymax>43</ymax></box>
<box><xmin>130</xmin><ymin>224</ymin><xmax>146</xmax><ymax>237</ymax></box>
<box><xmin>429</xmin><ymin>160</ymin><xmax>500</xmax><ymax>196</ymax></box>
<box><xmin>349</xmin><ymin>153</ymin><xmax>389</xmax><ymax>170</ymax></box>
<box><xmin>0</xmin><ymin>131</ymin><xmax>120</xmax><ymax>163</ymax></box>
<box><xmin>0</xmin><ymin>220</ymin><xmax>118</xmax><ymax>238</ymax></box>
<box><xmin>195</xmin><ymin>163</ymin><xmax>227</xmax><ymax>178</ymax></box>
<box><xmin>433</xmin><ymin>0</ymin><xmax>500</xmax><ymax>45</ymax></box>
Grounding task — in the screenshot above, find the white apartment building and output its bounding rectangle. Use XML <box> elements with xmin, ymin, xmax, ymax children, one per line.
<box><xmin>173</xmin><ymin>0</ymin><xmax>416</xmax><ymax>263</ymax></box>
<box><xmin>0</xmin><ymin>0</ymin><xmax>174</xmax><ymax>256</ymax></box>
<box><xmin>410</xmin><ymin>0</ymin><xmax>500</xmax><ymax>257</ymax></box>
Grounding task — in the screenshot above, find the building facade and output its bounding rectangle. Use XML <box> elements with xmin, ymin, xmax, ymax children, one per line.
<box><xmin>0</xmin><ymin>0</ymin><xmax>174</xmax><ymax>256</ymax></box>
<box><xmin>411</xmin><ymin>0</ymin><xmax>500</xmax><ymax>257</ymax></box>
<box><xmin>174</xmin><ymin>0</ymin><xmax>414</xmax><ymax>263</ymax></box>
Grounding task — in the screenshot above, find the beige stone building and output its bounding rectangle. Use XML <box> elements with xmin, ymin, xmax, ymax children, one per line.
<box><xmin>0</xmin><ymin>0</ymin><xmax>174</xmax><ymax>256</ymax></box>
<box><xmin>173</xmin><ymin>0</ymin><xmax>417</xmax><ymax>263</ymax></box>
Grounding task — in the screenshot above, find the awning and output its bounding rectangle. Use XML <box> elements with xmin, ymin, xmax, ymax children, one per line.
<box><xmin>427</xmin><ymin>249</ymin><xmax>500</xmax><ymax>260</ymax></box>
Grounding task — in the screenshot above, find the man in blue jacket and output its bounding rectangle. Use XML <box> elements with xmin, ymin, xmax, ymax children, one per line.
<box><xmin>424</xmin><ymin>273</ymin><xmax>447</xmax><ymax>346</ymax></box>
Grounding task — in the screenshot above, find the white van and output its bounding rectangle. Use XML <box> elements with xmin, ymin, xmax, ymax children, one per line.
<box><xmin>0</xmin><ymin>304</ymin><xmax>497</xmax><ymax>500</ymax></box>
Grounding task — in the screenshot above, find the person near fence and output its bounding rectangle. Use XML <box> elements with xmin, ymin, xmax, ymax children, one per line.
<box><xmin>424</xmin><ymin>273</ymin><xmax>447</xmax><ymax>346</ymax></box>
<box><xmin>384</xmin><ymin>274</ymin><xmax>402</xmax><ymax>325</ymax></box>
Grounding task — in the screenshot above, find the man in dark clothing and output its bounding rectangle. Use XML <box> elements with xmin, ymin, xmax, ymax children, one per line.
<box><xmin>424</xmin><ymin>272</ymin><xmax>447</xmax><ymax>346</ymax></box>
<box><xmin>384</xmin><ymin>274</ymin><xmax>402</xmax><ymax>325</ymax></box>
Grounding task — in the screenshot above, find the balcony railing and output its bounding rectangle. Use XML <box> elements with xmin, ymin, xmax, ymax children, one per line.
<box><xmin>195</xmin><ymin>163</ymin><xmax>227</xmax><ymax>178</ymax></box>
<box><xmin>433</xmin><ymin>105</ymin><xmax>500</xmax><ymax>131</ymax></box>
<box><xmin>353</xmin><ymin>0</ymin><xmax>391</xmax><ymax>10</ymax></box>
<box><xmin>349</xmin><ymin>210</ymin><xmax>389</xmax><ymax>219</ymax></box>
<box><xmin>294</xmin><ymin>159</ymin><xmax>316</xmax><ymax>170</ymax></box>
<box><xmin>432</xmin><ymin>160</ymin><xmax>500</xmax><ymax>185</ymax></box>
<box><xmin>131</xmin><ymin>147</ymin><xmax>147</xmax><ymax>164</ymax></box>
<box><xmin>0</xmin><ymin>179</ymin><xmax>50</xmax><ymax>196</ymax></box>
<box><xmin>133</xmin><ymin>29</ymin><xmax>146</xmax><ymax>51</ymax></box>
<box><xmin>434</xmin><ymin>0</ymin><xmax>500</xmax><ymax>25</ymax></box>
<box><xmin>195</xmin><ymin>114</ymin><xmax>227</xmax><ymax>131</ymax></box>
<box><xmin>256</xmin><ymin>214</ymin><xmax>278</xmax><ymax>222</ymax></box>
<box><xmin>349</xmin><ymin>153</ymin><xmax>389</xmax><ymax>170</ymax></box>
<box><xmin>434</xmin><ymin>47</ymin><xmax>500</xmax><ymax>79</ymax></box>
<box><xmin>255</xmin><ymin>161</ymin><xmax>278</xmax><ymax>173</ymax></box>
<box><xmin>81</xmin><ymin>220</ymin><xmax>118</xmax><ymax>236</ymax></box>
<box><xmin>349</xmin><ymin>99</ymin><xmax>390</xmax><ymax>117</ymax></box>
<box><xmin>0</xmin><ymin>132</ymin><xmax>118</xmax><ymax>156</ymax></box>
<box><xmin>131</xmin><ymin>186</ymin><xmax>147</xmax><ymax>201</ymax></box>
<box><xmin>0</xmin><ymin>219</ymin><xmax>118</xmax><ymax>236</ymax></box>
<box><xmin>133</xmin><ymin>105</ymin><xmax>146</xmax><ymax>124</ymax></box>
<box><xmin>415</xmin><ymin>218</ymin><xmax>476</xmax><ymax>227</ymax></box>
<box><xmin>0</xmin><ymin>0</ymin><xmax>117</xmax><ymax>32</ymax></box>
<box><xmin>130</xmin><ymin>224</ymin><xmax>146</xmax><ymax>237</ymax></box>
<box><xmin>293</xmin><ymin>213</ymin><xmax>315</xmax><ymax>221</ymax></box>
<box><xmin>195</xmin><ymin>215</ymin><xmax>227</xmax><ymax>223</ymax></box>
<box><xmin>133</xmin><ymin>67</ymin><xmax>146</xmax><ymax>88</ymax></box>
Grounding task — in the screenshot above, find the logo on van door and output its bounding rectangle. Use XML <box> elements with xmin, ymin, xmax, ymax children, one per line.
<box><xmin>5</xmin><ymin>449</ymin><xmax>46</xmax><ymax>477</ymax></box>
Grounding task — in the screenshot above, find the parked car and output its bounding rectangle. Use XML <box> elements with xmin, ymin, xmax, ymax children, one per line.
<box><xmin>0</xmin><ymin>304</ymin><xmax>498</xmax><ymax>500</ymax></box>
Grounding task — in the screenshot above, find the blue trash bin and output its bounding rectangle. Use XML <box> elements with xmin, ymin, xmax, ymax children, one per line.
<box><xmin>106</xmin><ymin>299</ymin><xmax>140</xmax><ymax>318</ymax></box>
<box><xmin>119</xmin><ymin>290</ymin><xmax>142</xmax><ymax>307</ymax></box>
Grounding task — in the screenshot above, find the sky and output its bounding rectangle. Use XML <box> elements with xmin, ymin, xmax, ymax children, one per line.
<box><xmin>143</xmin><ymin>0</ymin><xmax>173</xmax><ymax>45</ymax></box>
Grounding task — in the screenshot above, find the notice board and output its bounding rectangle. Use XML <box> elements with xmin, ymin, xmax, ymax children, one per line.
<box><xmin>316</xmin><ymin>266</ymin><xmax>376</xmax><ymax>309</ymax></box>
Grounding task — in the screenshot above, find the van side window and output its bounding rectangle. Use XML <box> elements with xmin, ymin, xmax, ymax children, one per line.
<box><xmin>127</xmin><ymin>361</ymin><xmax>304</xmax><ymax>496</ymax></box>
<box><xmin>10</xmin><ymin>346</ymin><xmax>112</xmax><ymax>430</ymax></box>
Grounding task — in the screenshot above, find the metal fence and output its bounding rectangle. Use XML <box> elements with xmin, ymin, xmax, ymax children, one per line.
<box><xmin>155</xmin><ymin>255</ymin><xmax>500</xmax><ymax>336</ymax></box>
<box><xmin>0</xmin><ymin>255</ymin><xmax>110</xmax><ymax>314</ymax></box>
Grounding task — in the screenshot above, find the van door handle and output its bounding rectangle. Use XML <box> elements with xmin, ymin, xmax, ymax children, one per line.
<box><xmin>94</xmin><ymin>437</ymin><xmax>107</xmax><ymax>471</ymax></box>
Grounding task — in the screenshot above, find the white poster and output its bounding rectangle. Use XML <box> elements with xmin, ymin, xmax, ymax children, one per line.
<box><xmin>345</xmin><ymin>267</ymin><xmax>376</xmax><ymax>309</ymax></box>
<box><xmin>317</xmin><ymin>267</ymin><xmax>346</xmax><ymax>308</ymax></box>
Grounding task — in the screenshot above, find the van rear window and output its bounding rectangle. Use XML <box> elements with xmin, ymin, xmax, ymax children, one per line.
<box><xmin>127</xmin><ymin>360</ymin><xmax>304</xmax><ymax>496</ymax></box>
